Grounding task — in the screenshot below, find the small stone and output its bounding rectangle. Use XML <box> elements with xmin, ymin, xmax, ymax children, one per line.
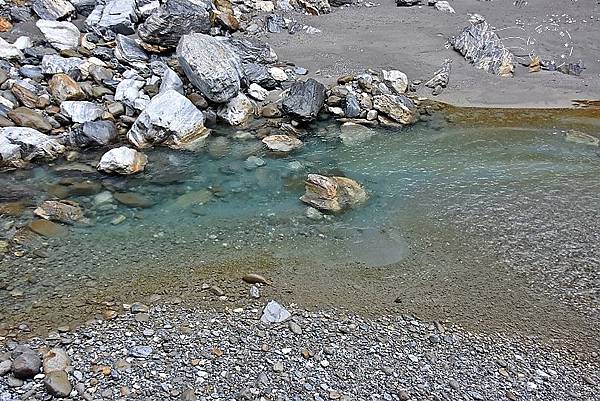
<box><xmin>12</xmin><ymin>351</ymin><xmax>42</xmax><ymax>379</ymax></box>
<box><xmin>272</xmin><ymin>361</ymin><xmax>284</xmax><ymax>372</ymax></box>
<box><xmin>289</xmin><ymin>321</ymin><xmax>302</xmax><ymax>335</ymax></box>
<box><xmin>130</xmin><ymin>302</ymin><xmax>149</xmax><ymax>313</ymax></box>
<box><xmin>129</xmin><ymin>346</ymin><xmax>152</xmax><ymax>358</ymax></box>
<box><xmin>260</xmin><ymin>300</ymin><xmax>291</xmax><ymax>323</ymax></box>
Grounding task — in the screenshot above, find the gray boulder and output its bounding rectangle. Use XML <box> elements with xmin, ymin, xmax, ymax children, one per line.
<box><xmin>128</xmin><ymin>89</ymin><xmax>209</xmax><ymax>150</ymax></box>
<box><xmin>72</xmin><ymin>120</ymin><xmax>117</xmax><ymax>147</ymax></box>
<box><xmin>70</xmin><ymin>0</ymin><xmax>97</xmax><ymax>15</ymax></box>
<box><xmin>93</xmin><ymin>0</ymin><xmax>138</xmax><ymax>35</ymax></box>
<box><xmin>226</xmin><ymin>37</ymin><xmax>278</xmax><ymax>65</ymax></box>
<box><xmin>36</xmin><ymin>20</ymin><xmax>80</xmax><ymax>51</ymax></box>
<box><xmin>32</xmin><ymin>0</ymin><xmax>76</xmax><ymax>20</ymax></box>
<box><xmin>115</xmin><ymin>34</ymin><xmax>148</xmax><ymax>65</ymax></box>
<box><xmin>281</xmin><ymin>78</ymin><xmax>325</xmax><ymax>122</ymax></box>
<box><xmin>60</xmin><ymin>101</ymin><xmax>104</xmax><ymax>123</ymax></box>
<box><xmin>177</xmin><ymin>33</ymin><xmax>243</xmax><ymax>103</ymax></box>
<box><xmin>138</xmin><ymin>0</ymin><xmax>212</xmax><ymax>49</ymax></box>
<box><xmin>243</xmin><ymin>63</ymin><xmax>278</xmax><ymax>89</ymax></box>
<box><xmin>0</xmin><ymin>127</ymin><xmax>65</xmax><ymax>166</ymax></box>
<box><xmin>11</xmin><ymin>350</ymin><xmax>42</xmax><ymax>379</ymax></box>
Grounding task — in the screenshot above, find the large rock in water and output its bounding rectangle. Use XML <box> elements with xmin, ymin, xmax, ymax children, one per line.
<box><xmin>281</xmin><ymin>78</ymin><xmax>325</xmax><ymax>122</ymax></box>
<box><xmin>128</xmin><ymin>90</ymin><xmax>209</xmax><ymax>150</ymax></box>
<box><xmin>36</xmin><ymin>20</ymin><xmax>80</xmax><ymax>51</ymax></box>
<box><xmin>138</xmin><ymin>0</ymin><xmax>212</xmax><ymax>49</ymax></box>
<box><xmin>177</xmin><ymin>33</ymin><xmax>242</xmax><ymax>103</ymax></box>
<box><xmin>97</xmin><ymin>146</ymin><xmax>147</xmax><ymax>175</ymax></box>
<box><xmin>34</xmin><ymin>200</ymin><xmax>84</xmax><ymax>224</ymax></box>
<box><xmin>300</xmin><ymin>174</ymin><xmax>367</xmax><ymax>213</ymax></box>
<box><xmin>450</xmin><ymin>19</ymin><xmax>514</xmax><ymax>76</ymax></box>
<box><xmin>0</xmin><ymin>127</ymin><xmax>65</xmax><ymax>166</ymax></box>
<box><xmin>372</xmin><ymin>94</ymin><xmax>418</xmax><ymax>125</ymax></box>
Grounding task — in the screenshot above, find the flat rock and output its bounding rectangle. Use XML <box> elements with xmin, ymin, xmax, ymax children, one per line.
<box><xmin>36</xmin><ymin>20</ymin><xmax>80</xmax><ymax>51</ymax></box>
<box><xmin>60</xmin><ymin>101</ymin><xmax>104</xmax><ymax>123</ymax></box>
<box><xmin>34</xmin><ymin>200</ymin><xmax>84</xmax><ymax>224</ymax></box>
<box><xmin>97</xmin><ymin>146</ymin><xmax>148</xmax><ymax>175</ymax></box>
<box><xmin>260</xmin><ymin>300</ymin><xmax>291</xmax><ymax>323</ymax></box>
<box><xmin>113</xmin><ymin>192</ymin><xmax>154</xmax><ymax>208</ymax></box>
<box><xmin>28</xmin><ymin>219</ymin><xmax>68</xmax><ymax>237</ymax></box>
<box><xmin>339</xmin><ymin>122</ymin><xmax>374</xmax><ymax>146</ymax></box>
<box><xmin>7</xmin><ymin>107</ymin><xmax>52</xmax><ymax>132</ymax></box>
<box><xmin>262</xmin><ymin>134</ymin><xmax>303</xmax><ymax>153</ymax></box>
<box><xmin>128</xmin><ymin>89</ymin><xmax>209</xmax><ymax>150</ymax></box>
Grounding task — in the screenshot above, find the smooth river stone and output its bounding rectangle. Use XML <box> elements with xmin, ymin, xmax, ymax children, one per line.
<box><xmin>28</xmin><ymin>219</ymin><xmax>68</xmax><ymax>237</ymax></box>
<box><xmin>113</xmin><ymin>192</ymin><xmax>154</xmax><ymax>208</ymax></box>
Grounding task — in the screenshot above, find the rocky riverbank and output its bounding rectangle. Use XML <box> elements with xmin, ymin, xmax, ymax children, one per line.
<box><xmin>1</xmin><ymin>299</ymin><xmax>599</xmax><ymax>401</ymax></box>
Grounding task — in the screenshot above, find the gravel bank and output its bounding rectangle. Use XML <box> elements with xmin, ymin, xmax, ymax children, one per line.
<box><xmin>1</xmin><ymin>301</ymin><xmax>599</xmax><ymax>400</ymax></box>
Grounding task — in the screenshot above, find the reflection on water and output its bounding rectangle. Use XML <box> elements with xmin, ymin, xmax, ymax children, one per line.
<box><xmin>1</xmin><ymin>110</ymin><xmax>599</xmax><ymax>336</ymax></box>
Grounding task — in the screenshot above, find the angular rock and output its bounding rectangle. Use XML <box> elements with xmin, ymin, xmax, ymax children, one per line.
<box><xmin>34</xmin><ymin>200</ymin><xmax>84</xmax><ymax>224</ymax></box>
<box><xmin>139</xmin><ymin>0</ymin><xmax>212</xmax><ymax>48</ymax></box>
<box><xmin>217</xmin><ymin>93</ymin><xmax>255</xmax><ymax>126</ymax></box>
<box><xmin>32</xmin><ymin>0</ymin><xmax>76</xmax><ymax>20</ymax></box>
<box><xmin>11</xmin><ymin>351</ymin><xmax>42</xmax><ymax>379</ymax></box>
<box><xmin>281</xmin><ymin>78</ymin><xmax>325</xmax><ymax>122</ymax></box>
<box><xmin>425</xmin><ymin>59</ymin><xmax>451</xmax><ymax>89</ymax></box>
<box><xmin>300</xmin><ymin>174</ymin><xmax>367</xmax><ymax>213</ymax></box>
<box><xmin>41</xmin><ymin>55</ymin><xmax>84</xmax><ymax>74</ymax></box>
<box><xmin>248</xmin><ymin>83</ymin><xmax>268</xmax><ymax>101</ymax></box>
<box><xmin>226</xmin><ymin>38</ymin><xmax>278</xmax><ymax>65</ymax></box>
<box><xmin>7</xmin><ymin>107</ymin><xmax>52</xmax><ymax>132</ymax></box>
<box><xmin>260</xmin><ymin>300</ymin><xmax>291</xmax><ymax>323</ymax></box>
<box><xmin>28</xmin><ymin>219</ymin><xmax>68</xmax><ymax>237</ymax></box>
<box><xmin>450</xmin><ymin>19</ymin><xmax>514</xmax><ymax>76</ymax></box>
<box><xmin>381</xmin><ymin>70</ymin><xmax>408</xmax><ymax>94</ymax></box>
<box><xmin>128</xmin><ymin>90</ymin><xmax>209</xmax><ymax>150</ymax></box>
<box><xmin>97</xmin><ymin>146</ymin><xmax>148</xmax><ymax>175</ymax></box>
<box><xmin>262</xmin><ymin>134</ymin><xmax>303</xmax><ymax>153</ymax></box>
<box><xmin>96</xmin><ymin>0</ymin><xmax>138</xmax><ymax>35</ymax></box>
<box><xmin>372</xmin><ymin>94</ymin><xmax>418</xmax><ymax>125</ymax></box>
<box><xmin>0</xmin><ymin>38</ymin><xmax>24</xmax><ymax>60</ymax></box>
<box><xmin>44</xmin><ymin>370</ymin><xmax>72</xmax><ymax>398</ymax></box>
<box><xmin>434</xmin><ymin>0</ymin><xmax>455</xmax><ymax>13</ymax></box>
<box><xmin>49</xmin><ymin>73</ymin><xmax>85</xmax><ymax>101</ymax></box>
<box><xmin>11</xmin><ymin>81</ymin><xmax>42</xmax><ymax>109</ymax></box>
<box><xmin>0</xmin><ymin>127</ymin><xmax>65</xmax><ymax>165</ymax></box>
<box><xmin>177</xmin><ymin>33</ymin><xmax>242</xmax><ymax>103</ymax></box>
<box><xmin>243</xmin><ymin>63</ymin><xmax>278</xmax><ymax>89</ymax></box>
<box><xmin>115</xmin><ymin>34</ymin><xmax>148</xmax><ymax>65</ymax></box>
<box><xmin>36</xmin><ymin>20</ymin><xmax>80</xmax><ymax>51</ymax></box>
<box><xmin>129</xmin><ymin>346</ymin><xmax>153</xmax><ymax>358</ymax></box>
<box><xmin>159</xmin><ymin>67</ymin><xmax>184</xmax><ymax>95</ymax></box>
<box><xmin>72</xmin><ymin>120</ymin><xmax>117</xmax><ymax>147</ymax></box>
<box><xmin>343</xmin><ymin>94</ymin><xmax>361</xmax><ymax>118</ymax></box>
<box><xmin>60</xmin><ymin>101</ymin><xmax>104</xmax><ymax>123</ymax></box>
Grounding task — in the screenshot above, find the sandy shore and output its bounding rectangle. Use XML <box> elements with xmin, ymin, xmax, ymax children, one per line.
<box><xmin>263</xmin><ymin>0</ymin><xmax>600</xmax><ymax>108</ymax></box>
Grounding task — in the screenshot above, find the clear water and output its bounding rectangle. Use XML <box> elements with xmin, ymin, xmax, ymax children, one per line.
<box><xmin>1</xmin><ymin>109</ymin><xmax>599</xmax><ymax>339</ymax></box>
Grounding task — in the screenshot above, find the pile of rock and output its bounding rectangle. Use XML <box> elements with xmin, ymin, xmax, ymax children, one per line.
<box><xmin>324</xmin><ymin>70</ymin><xmax>420</xmax><ymax>127</ymax></box>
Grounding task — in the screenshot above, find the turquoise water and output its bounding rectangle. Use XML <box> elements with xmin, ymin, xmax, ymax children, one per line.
<box><xmin>1</xmin><ymin>113</ymin><xmax>599</xmax><ymax>334</ymax></box>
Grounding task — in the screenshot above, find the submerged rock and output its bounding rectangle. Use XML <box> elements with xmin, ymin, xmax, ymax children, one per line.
<box><xmin>28</xmin><ymin>219</ymin><xmax>68</xmax><ymax>237</ymax></box>
<box><xmin>138</xmin><ymin>0</ymin><xmax>212</xmax><ymax>48</ymax></box>
<box><xmin>281</xmin><ymin>78</ymin><xmax>325</xmax><ymax>122</ymax></box>
<box><xmin>339</xmin><ymin>122</ymin><xmax>374</xmax><ymax>146</ymax></box>
<box><xmin>372</xmin><ymin>94</ymin><xmax>418</xmax><ymax>125</ymax></box>
<box><xmin>262</xmin><ymin>134</ymin><xmax>303</xmax><ymax>153</ymax></box>
<box><xmin>300</xmin><ymin>174</ymin><xmax>367</xmax><ymax>213</ymax></box>
<box><xmin>0</xmin><ymin>127</ymin><xmax>65</xmax><ymax>166</ymax></box>
<box><xmin>36</xmin><ymin>20</ymin><xmax>80</xmax><ymax>51</ymax></box>
<box><xmin>128</xmin><ymin>89</ymin><xmax>209</xmax><ymax>150</ymax></box>
<box><xmin>565</xmin><ymin>130</ymin><xmax>599</xmax><ymax>146</ymax></box>
<box><xmin>113</xmin><ymin>192</ymin><xmax>154</xmax><ymax>208</ymax></box>
<box><xmin>97</xmin><ymin>146</ymin><xmax>148</xmax><ymax>175</ymax></box>
<box><xmin>177</xmin><ymin>33</ymin><xmax>242</xmax><ymax>103</ymax></box>
<box><xmin>34</xmin><ymin>200</ymin><xmax>84</xmax><ymax>224</ymax></box>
